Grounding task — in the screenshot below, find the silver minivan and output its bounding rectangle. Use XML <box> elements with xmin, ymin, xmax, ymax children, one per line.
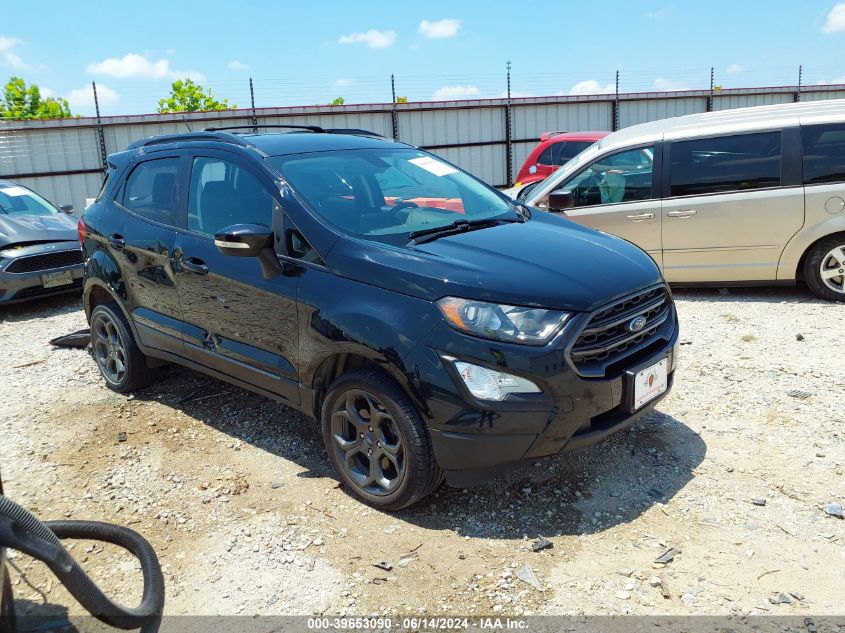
<box><xmin>511</xmin><ymin>100</ymin><xmax>845</xmax><ymax>301</ymax></box>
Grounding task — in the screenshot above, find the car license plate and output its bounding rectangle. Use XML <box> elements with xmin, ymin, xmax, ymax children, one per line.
<box><xmin>41</xmin><ymin>270</ymin><xmax>74</xmax><ymax>288</ymax></box>
<box><xmin>633</xmin><ymin>358</ymin><xmax>669</xmax><ymax>410</ymax></box>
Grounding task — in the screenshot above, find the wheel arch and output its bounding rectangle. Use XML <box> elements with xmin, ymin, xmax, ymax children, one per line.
<box><xmin>309</xmin><ymin>351</ymin><xmax>424</xmax><ymax>423</ymax></box>
<box><xmin>778</xmin><ymin>217</ymin><xmax>845</xmax><ymax>281</ymax></box>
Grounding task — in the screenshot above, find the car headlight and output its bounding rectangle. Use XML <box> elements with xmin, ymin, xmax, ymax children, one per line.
<box><xmin>436</xmin><ymin>297</ymin><xmax>570</xmax><ymax>345</ymax></box>
<box><xmin>453</xmin><ymin>361</ymin><xmax>540</xmax><ymax>401</ymax></box>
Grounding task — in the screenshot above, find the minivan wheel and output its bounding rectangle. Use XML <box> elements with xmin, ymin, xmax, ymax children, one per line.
<box><xmin>321</xmin><ymin>369</ymin><xmax>441</xmax><ymax>511</ymax></box>
<box><xmin>803</xmin><ymin>234</ymin><xmax>845</xmax><ymax>302</ymax></box>
<box><xmin>90</xmin><ymin>303</ymin><xmax>153</xmax><ymax>392</ymax></box>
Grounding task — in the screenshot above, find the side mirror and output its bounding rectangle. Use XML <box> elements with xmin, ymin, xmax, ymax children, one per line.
<box><xmin>214</xmin><ymin>223</ymin><xmax>282</xmax><ymax>279</ymax></box>
<box><xmin>59</xmin><ymin>204</ymin><xmax>74</xmax><ymax>214</ymax></box>
<box><xmin>214</xmin><ymin>224</ymin><xmax>273</xmax><ymax>257</ymax></box>
<box><xmin>547</xmin><ymin>191</ymin><xmax>575</xmax><ymax>212</ymax></box>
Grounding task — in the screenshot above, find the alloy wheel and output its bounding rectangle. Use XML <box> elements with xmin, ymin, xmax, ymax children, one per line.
<box><xmin>92</xmin><ymin>313</ymin><xmax>128</xmax><ymax>385</ymax></box>
<box><xmin>819</xmin><ymin>245</ymin><xmax>845</xmax><ymax>295</ymax></box>
<box><xmin>330</xmin><ymin>389</ymin><xmax>406</xmax><ymax>496</ymax></box>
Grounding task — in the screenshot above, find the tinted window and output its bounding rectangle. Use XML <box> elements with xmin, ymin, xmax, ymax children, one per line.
<box><xmin>123</xmin><ymin>158</ymin><xmax>180</xmax><ymax>224</ymax></box>
<box><xmin>537</xmin><ymin>141</ymin><xmax>594</xmax><ymax>167</ymax></box>
<box><xmin>537</xmin><ymin>145</ymin><xmax>555</xmax><ymax>165</ymax></box>
<box><xmin>670</xmin><ymin>132</ymin><xmax>781</xmax><ymax>197</ymax></box>
<box><xmin>187</xmin><ymin>157</ymin><xmax>274</xmax><ymax>235</ymax></box>
<box><xmin>555</xmin><ymin>146</ymin><xmax>654</xmax><ymax>207</ymax></box>
<box><xmin>803</xmin><ymin>123</ymin><xmax>845</xmax><ymax>185</ymax></box>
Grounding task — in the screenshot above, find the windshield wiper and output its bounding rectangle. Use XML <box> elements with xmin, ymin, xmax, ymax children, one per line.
<box><xmin>408</xmin><ymin>217</ymin><xmax>518</xmax><ymax>245</ymax></box>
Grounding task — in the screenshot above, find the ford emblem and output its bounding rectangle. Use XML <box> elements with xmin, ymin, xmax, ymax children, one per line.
<box><xmin>628</xmin><ymin>316</ymin><xmax>647</xmax><ymax>332</ymax></box>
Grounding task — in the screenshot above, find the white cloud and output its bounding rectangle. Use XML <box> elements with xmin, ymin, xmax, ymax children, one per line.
<box><xmin>726</xmin><ymin>64</ymin><xmax>744</xmax><ymax>73</ymax></box>
<box><xmin>227</xmin><ymin>60</ymin><xmax>249</xmax><ymax>70</ymax></box>
<box><xmin>0</xmin><ymin>35</ymin><xmax>41</xmax><ymax>71</ymax></box>
<box><xmin>38</xmin><ymin>86</ymin><xmax>55</xmax><ymax>98</ymax></box>
<box><xmin>338</xmin><ymin>29</ymin><xmax>396</xmax><ymax>49</ymax></box>
<box><xmin>652</xmin><ymin>77</ymin><xmax>690</xmax><ymax>91</ymax></box>
<box><xmin>0</xmin><ymin>36</ymin><xmax>21</xmax><ymax>52</ymax></box>
<box><xmin>418</xmin><ymin>19</ymin><xmax>461</xmax><ymax>39</ymax></box>
<box><xmin>568</xmin><ymin>80</ymin><xmax>615</xmax><ymax>95</ymax></box>
<box><xmin>822</xmin><ymin>2</ymin><xmax>845</xmax><ymax>33</ymax></box>
<box><xmin>67</xmin><ymin>84</ymin><xmax>120</xmax><ymax>112</ymax></box>
<box><xmin>3</xmin><ymin>51</ymin><xmax>31</xmax><ymax>70</ymax></box>
<box><xmin>432</xmin><ymin>85</ymin><xmax>479</xmax><ymax>100</ymax></box>
<box><xmin>86</xmin><ymin>53</ymin><xmax>205</xmax><ymax>81</ymax></box>
<box><xmin>334</xmin><ymin>78</ymin><xmax>354</xmax><ymax>87</ymax></box>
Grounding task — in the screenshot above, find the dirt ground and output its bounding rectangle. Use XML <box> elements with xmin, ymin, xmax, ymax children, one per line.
<box><xmin>1</xmin><ymin>288</ymin><xmax>843</xmax><ymax>620</ymax></box>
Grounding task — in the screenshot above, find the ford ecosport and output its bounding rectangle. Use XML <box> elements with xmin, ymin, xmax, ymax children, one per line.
<box><xmin>79</xmin><ymin>126</ymin><xmax>679</xmax><ymax>509</ymax></box>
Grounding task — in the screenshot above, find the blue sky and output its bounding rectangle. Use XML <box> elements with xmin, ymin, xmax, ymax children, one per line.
<box><xmin>2</xmin><ymin>0</ymin><xmax>845</xmax><ymax>117</ymax></box>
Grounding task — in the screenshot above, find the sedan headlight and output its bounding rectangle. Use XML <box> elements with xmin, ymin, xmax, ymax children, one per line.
<box><xmin>436</xmin><ymin>297</ymin><xmax>570</xmax><ymax>345</ymax></box>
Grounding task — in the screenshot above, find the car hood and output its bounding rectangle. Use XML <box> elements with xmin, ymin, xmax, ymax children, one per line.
<box><xmin>326</xmin><ymin>212</ymin><xmax>663</xmax><ymax>312</ymax></box>
<box><xmin>0</xmin><ymin>213</ymin><xmax>78</xmax><ymax>249</ymax></box>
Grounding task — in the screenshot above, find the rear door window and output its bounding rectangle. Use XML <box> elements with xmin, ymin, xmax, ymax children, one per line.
<box><xmin>122</xmin><ymin>157</ymin><xmax>180</xmax><ymax>224</ymax></box>
<box><xmin>802</xmin><ymin>123</ymin><xmax>845</xmax><ymax>185</ymax></box>
<box><xmin>669</xmin><ymin>132</ymin><xmax>781</xmax><ymax>197</ymax></box>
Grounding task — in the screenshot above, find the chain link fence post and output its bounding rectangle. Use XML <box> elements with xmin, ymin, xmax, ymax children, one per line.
<box><xmin>390</xmin><ymin>74</ymin><xmax>399</xmax><ymax>141</ymax></box>
<box><xmin>92</xmin><ymin>82</ymin><xmax>108</xmax><ymax>172</ymax></box>
<box><xmin>249</xmin><ymin>77</ymin><xmax>258</xmax><ymax>131</ymax></box>
<box><xmin>612</xmin><ymin>70</ymin><xmax>620</xmax><ymax>131</ymax></box>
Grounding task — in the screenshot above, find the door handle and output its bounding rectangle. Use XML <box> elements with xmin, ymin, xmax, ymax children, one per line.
<box><xmin>626</xmin><ymin>213</ymin><xmax>655</xmax><ymax>221</ymax></box>
<box><xmin>108</xmin><ymin>234</ymin><xmax>125</xmax><ymax>250</ymax></box>
<box><xmin>666</xmin><ymin>209</ymin><xmax>697</xmax><ymax>218</ymax></box>
<box><xmin>179</xmin><ymin>256</ymin><xmax>209</xmax><ymax>275</ymax></box>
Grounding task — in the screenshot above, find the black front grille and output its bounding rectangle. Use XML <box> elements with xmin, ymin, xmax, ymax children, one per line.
<box><xmin>570</xmin><ymin>285</ymin><xmax>671</xmax><ymax>377</ymax></box>
<box><xmin>5</xmin><ymin>249</ymin><xmax>83</xmax><ymax>273</ymax></box>
<box><xmin>12</xmin><ymin>278</ymin><xmax>82</xmax><ymax>300</ymax></box>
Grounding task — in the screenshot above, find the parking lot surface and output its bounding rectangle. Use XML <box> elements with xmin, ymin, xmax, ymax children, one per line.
<box><xmin>1</xmin><ymin>288</ymin><xmax>843</xmax><ymax>617</ymax></box>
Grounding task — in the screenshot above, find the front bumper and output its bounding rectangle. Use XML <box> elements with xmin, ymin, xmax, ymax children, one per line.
<box><xmin>406</xmin><ymin>293</ymin><xmax>680</xmax><ymax>487</ymax></box>
<box><xmin>0</xmin><ymin>243</ymin><xmax>84</xmax><ymax>304</ymax></box>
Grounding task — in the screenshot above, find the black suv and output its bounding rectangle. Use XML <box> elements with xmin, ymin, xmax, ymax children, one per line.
<box><xmin>79</xmin><ymin>126</ymin><xmax>679</xmax><ymax>510</ymax></box>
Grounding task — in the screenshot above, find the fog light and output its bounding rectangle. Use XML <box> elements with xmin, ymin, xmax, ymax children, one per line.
<box><xmin>454</xmin><ymin>361</ymin><xmax>540</xmax><ymax>401</ymax></box>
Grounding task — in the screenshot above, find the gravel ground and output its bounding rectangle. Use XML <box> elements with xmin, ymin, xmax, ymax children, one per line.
<box><xmin>1</xmin><ymin>288</ymin><xmax>843</xmax><ymax>619</ymax></box>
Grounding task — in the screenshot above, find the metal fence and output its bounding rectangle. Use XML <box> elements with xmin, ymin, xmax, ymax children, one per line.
<box><xmin>2</xmin><ymin>83</ymin><xmax>845</xmax><ymax>214</ymax></box>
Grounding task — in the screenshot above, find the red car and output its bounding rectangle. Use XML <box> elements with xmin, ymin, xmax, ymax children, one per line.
<box><xmin>515</xmin><ymin>131</ymin><xmax>608</xmax><ymax>186</ymax></box>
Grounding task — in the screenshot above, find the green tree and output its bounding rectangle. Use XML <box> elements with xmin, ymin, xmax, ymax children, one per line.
<box><xmin>329</xmin><ymin>96</ymin><xmax>345</xmax><ymax>105</ymax></box>
<box><xmin>1</xmin><ymin>77</ymin><xmax>73</xmax><ymax>120</ymax></box>
<box><xmin>157</xmin><ymin>79</ymin><xmax>234</xmax><ymax>113</ymax></box>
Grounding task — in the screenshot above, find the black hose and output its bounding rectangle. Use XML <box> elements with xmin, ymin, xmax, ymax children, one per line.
<box><xmin>0</xmin><ymin>494</ymin><xmax>164</xmax><ymax>630</ymax></box>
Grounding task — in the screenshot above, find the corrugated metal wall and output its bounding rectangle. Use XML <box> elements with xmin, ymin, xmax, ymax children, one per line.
<box><xmin>1</xmin><ymin>85</ymin><xmax>843</xmax><ymax>213</ymax></box>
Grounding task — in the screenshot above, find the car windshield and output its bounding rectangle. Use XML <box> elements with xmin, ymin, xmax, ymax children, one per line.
<box><xmin>269</xmin><ymin>148</ymin><xmax>517</xmax><ymax>244</ymax></box>
<box><xmin>0</xmin><ymin>185</ymin><xmax>58</xmax><ymax>216</ymax></box>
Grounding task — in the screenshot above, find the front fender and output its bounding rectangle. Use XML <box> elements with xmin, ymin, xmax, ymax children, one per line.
<box><xmin>297</xmin><ymin>267</ymin><xmax>442</xmax><ymax>405</ymax></box>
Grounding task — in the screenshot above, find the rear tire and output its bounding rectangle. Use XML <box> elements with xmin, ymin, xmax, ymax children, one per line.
<box><xmin>90</xmin><ymin>302</ymin><xmax>153</xmax><ymax>392</ymax></box>
<box><xmin>803</xmin><ymin>233</ymin><xmax>845</xmax><ymax>302</ymax></box>
<box><xmin>321</xmin><ymin>368</ymin><xmax>441</xmax><ymax>511</ymax></box>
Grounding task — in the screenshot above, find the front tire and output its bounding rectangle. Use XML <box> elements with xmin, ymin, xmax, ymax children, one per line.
<box><xmin>321</xmin><ymin>369</ymin><xmax>441</xmax><ymax>511</ymax></box>
<box><xmin>803</xmin><ymin>233</ymin><xmax>845</xmax><ymax>302</ymax></box>
<box><xmin>90</xmin><ymin>302</ymin><xmax>153</xmax><ymax>392</ymax></box>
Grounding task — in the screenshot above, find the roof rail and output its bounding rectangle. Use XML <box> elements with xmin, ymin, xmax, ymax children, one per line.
<box><xmin>126</xmin><ymin>131</ymin><xmax>252</xmax><ymax>150</ymax></box>
<box><xmin>324</xmin><ymin>128</ymin><xmax>385</xmax><ymax>138</ymax></box>
<box><xmin>204</xmin><ymin>124</ymin><xmax>325</xmax><ymax>133</ymax></box>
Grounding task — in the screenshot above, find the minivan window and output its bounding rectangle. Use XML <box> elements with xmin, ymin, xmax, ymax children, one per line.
<box><xmin>270</xmin><ymin>148</ymin><xmax>516</xmax><ymax>244</ymax></box>
<box><xmin>188</xmin><ymin>157</ymin><xmax>274</xmax><ymax>235</ymax></box>
<box><xmin>802</xmin><ymin>123</ymin><xmax>845</xmax><ymax>185</ymax></box>
<box><xmin>123</xmin><ymin>157</ymin><xmax>180</xmax><ymax>224</ymax></box>
<box><xmin>553</xmin><ymin>146</ymin><xmax>654</xmax><ymax>207</ymax></box>
<box><xmin>669</xmin><ymin>131</ymin><xmax>781</xmax><ymax>197</ymax></box>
